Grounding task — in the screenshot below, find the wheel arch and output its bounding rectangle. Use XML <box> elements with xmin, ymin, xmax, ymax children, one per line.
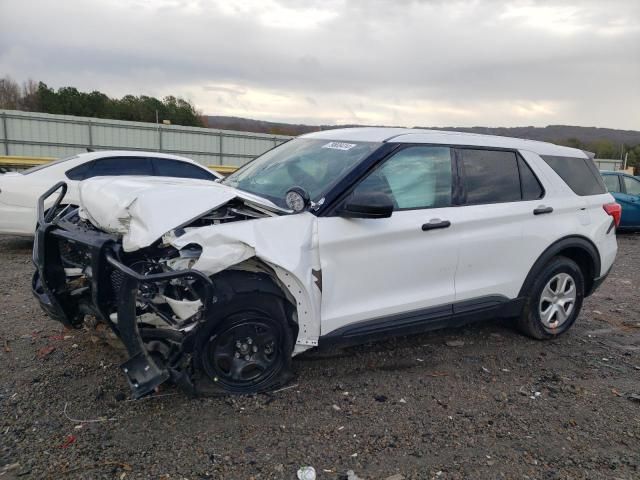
<box><xmin>518</xmin><ymin>236</ymin><xmax>601</xmax><ymax>298</ymax></box>
<box><xmin>210</xmin><ymin>267</ymin><xmax>297</xmax><ymax>325</ymax></box>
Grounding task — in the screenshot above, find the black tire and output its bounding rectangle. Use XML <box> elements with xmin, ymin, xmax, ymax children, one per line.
<box><xmin>517</xmin><ymin>256</ymin><xmax>585</xmax><ymax>340</ymax></box>
<box><xmin>194</xmin><ymin>293</ymin><xmax>295</xmax><ymax>395</ymax></box>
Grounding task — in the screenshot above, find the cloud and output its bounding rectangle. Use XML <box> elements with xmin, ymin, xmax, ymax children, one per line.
<box><xmin>0</xmin><ymin>0</ymin><xmax>638</xmax><ymax>129</ymax></box>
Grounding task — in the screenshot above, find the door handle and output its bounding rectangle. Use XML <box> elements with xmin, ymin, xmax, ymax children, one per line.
<box><xmin>422</xmin><ymin>219</ymin><xmax>451</xmax><ymax>231</ymax></box>
<box><xmin>533</xmin><ymin>206</ymin><xmax>553</xmax><ymax>215</ymax></box>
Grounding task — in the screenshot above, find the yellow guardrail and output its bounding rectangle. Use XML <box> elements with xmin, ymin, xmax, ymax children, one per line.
<box><xmin>0</xmin><ymin>155</ymin><xmax>238</xmax><ymax>175</ymax></box>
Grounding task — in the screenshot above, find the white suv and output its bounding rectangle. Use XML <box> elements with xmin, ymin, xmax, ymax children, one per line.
<box><xmin>32</xmin><ymin>128</ymin><xmax>619</xmax><ymax>398</ymax></box>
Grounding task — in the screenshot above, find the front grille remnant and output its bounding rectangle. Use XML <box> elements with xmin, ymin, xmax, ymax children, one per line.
<box><xmin>58</xmin><ymin>239</ymin><xmax>90</xmax><ymax>268</ymax></box>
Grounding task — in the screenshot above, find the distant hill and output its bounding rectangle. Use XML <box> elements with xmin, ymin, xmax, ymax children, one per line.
<box><xmin>205</xmin><ymin>115</ymin><xmax>640</xmax><ymax>147</ymax></box>
<box><xmin>423</xmin><ymin>125</ymin><xmax>640</xmax><ymax>148</ymax></box>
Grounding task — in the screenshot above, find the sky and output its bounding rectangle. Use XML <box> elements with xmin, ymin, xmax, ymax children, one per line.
<box><xmin>1</xmin><ymin>0</ymin><xmax>639</xmax><ymax>129</ymax></box>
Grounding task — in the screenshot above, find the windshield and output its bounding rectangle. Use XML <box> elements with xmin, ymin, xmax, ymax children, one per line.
<box><xmin>22</xmin><ymin>155</ymin><xmax>80</xmax><ymax>175</ymax></box>
<box><xmin>223</xmin><ymin>138</ymin><xmax>381</xmax><ymax>208</ymax></box>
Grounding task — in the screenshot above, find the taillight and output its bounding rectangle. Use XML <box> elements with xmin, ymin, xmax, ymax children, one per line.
<box><xmin>603</xmin><ymin>202</ymin><xmax>621</xmax><ymax>228</ymax></box>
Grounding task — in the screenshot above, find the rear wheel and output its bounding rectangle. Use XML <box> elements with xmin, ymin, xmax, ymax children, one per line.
<box><xmin>195</xmin><ymin>293</ymin><xmax>294</xmax><ymax>394</ymax></box>
<box><xmin>517</xmin><ymin>256</ymin><xmax>584</xmax><ymax>339</ymax></box>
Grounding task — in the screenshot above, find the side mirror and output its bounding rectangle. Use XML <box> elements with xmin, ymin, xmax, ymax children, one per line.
<box><xmin>340</xmin><ymin>191</ymin><xmax>394</xmax><ymax>219</ymax></box>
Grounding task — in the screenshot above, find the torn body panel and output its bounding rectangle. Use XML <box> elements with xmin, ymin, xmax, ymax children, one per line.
<box><xmin>171</xmin><ymin>213</ymin><xmax>322</xmax><ymax>352</ymax></box>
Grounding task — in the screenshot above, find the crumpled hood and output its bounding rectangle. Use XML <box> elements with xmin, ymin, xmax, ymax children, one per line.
<box><xmin>78</xmin><ymin>176</ymin><xmax>285</xmax><ymax>251</ymax></box>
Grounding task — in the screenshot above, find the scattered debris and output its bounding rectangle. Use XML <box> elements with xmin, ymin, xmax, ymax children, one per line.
<box><xmin>399</xmin><ymin>398</ymin><xmax>407</xmax><ymax>404</ymax></box>
<box><xmin>481</xmin><ymin>366</ymin><xmax>490</xmax><ymax>373</ymax></box>
<box><xmin>332</xmin><ymin>404</ymin><xmax>342</xmax><ymax>411</ymax></box>
<box><xmin>385</xmin><ymin>475</ymin><xmax>405</xmax><ymax>480</ymax></box>
<box><xmin>3</xmin><ymin>339</ymin><xmax>10</xmax><ymax>352</ymax></box>
<box><xmin>2</xmin><ymin>463</ymin><xmax>20</xmax><ymax>473</ymax></box>
<box><xmin>612</xmin><ymin>388</ymin><xmax>623</xmax><ymax>397</ymax></box>
<box><xmin>416</xmin><ymin>358</ymin><xmax>424</xmax><ymax>362</ymax></box>
<box><xmin>271</xmin><ymin>383</ymin><xmax>299</xmax><ymax>394</ymax></box>
<box><xmin>59</xmin><ymin>434</ymin><xmax>77</xmax><ymax>448</ymax></box>
<box><xmin>627</xmin><ymin>393</ymin><xmax>640</xmax><ymax>403</ymax></box>
<box><xmin>63</xmin><ymin>402</ymin><xmax>117</xmax><ymax>423</ymax></box>
<box><xmin>346</xmin><ymin>470</ymin><xmax>363</xmax><ymax>480</ymax></box>
<box><xmin>427</xmin><ymin>372</ymin><xmax>449</xmax><ymax>377</ymax></box>
<box><xmin>297</xmin><ymin>466</ymin><xmax>316</xmax><ymax>480</ymax></box>
<box><xmin>374</xmin><ymin>394</ymin><xmax>388</xmax><ymax>402</ymax></box>
<box><xmin>445</xmin><ymin>340</ymin><xmax>465</xmax><ymax>347</ymax></box>
<box><xmin>124</xmin><ymin>392</ymin><xmax>179</xmax><ymax>402</ymax></box>
<box><xmin>36</xmin><ymin>345</ymin><xmax>55</xmax><ymax>359</ymax></box>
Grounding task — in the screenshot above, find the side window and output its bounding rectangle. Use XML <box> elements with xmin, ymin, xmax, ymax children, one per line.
<box><xmin>353</xmin><ymin>146</ymin><xmax>452</xmax><ymax>210</ymax></box>
<box><xmin>460</xmin><ymin>149</ymin><xmax>521</xmax><ymax>204</ymax></box>
<box><xmin>541</xmin><ymin>155</ymin><xmax>607</xmax><ymax>196</ymax></box>
<box><xmin>65</xmin><ymin>162</ymin><xmax>93</xmax><ymax>180</ymax></box>
<box><xmin>87</xmin><ymin>157</ymin><xmax>153</xmax><ymax>178</ymax></box>
<box><xmin>153</xmin><ymin>159</ymin><xmax>216</xmax><ymax>181</ymax></box>
<box><xmin>518</xmin><ymin>157</ymin><xmax>544</xmax><ymax>200</ymax></box>
<box><xmin>623</xmin><ymin>176</ymin><xmax>640</xmax><ymax>196</ymax></box>
<box><xmin>603</xmin><ymin>175</ymin><xmax>622</xmax><ymax>193</ymax></box>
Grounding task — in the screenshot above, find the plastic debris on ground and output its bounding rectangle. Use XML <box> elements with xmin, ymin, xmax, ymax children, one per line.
<box><xmin>297</xmin><ymin>466</ymin><xmax>316</xmax><ymax>480</ymax></box>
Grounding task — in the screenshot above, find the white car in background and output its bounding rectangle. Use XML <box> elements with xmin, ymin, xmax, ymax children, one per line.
<box><xmin>0</xmin><ymin>151</ymin><xmax>222</xmax><ymax>236</ymax></box>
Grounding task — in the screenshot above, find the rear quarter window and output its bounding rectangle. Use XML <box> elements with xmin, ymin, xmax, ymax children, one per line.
<box><xmin>541</xmin><ymin>155</ymin><xmax>606</xmax><ymax>196</ymax></box>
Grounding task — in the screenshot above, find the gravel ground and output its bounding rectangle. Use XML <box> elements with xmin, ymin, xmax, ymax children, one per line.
<box><xmin>1</xmin><ymin>234</ymin><xmax>639</xmax><ymax>480</ymax></box>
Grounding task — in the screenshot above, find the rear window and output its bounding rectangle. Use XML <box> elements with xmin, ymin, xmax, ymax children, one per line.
<box><xmin>541</xmin><ymin>155</ymin><xmax>607</xmax><ymax>196</ymax></box>
<box><xmin>22</xmin><ymin>155</ymin><xmax>79</xmax><ymax>175</ymax></box>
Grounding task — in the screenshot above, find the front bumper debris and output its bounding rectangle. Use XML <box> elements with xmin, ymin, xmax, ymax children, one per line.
<box><xmin>31</xmin><ymin>182</ymin><xmax>214</xmax><ymax>398</ymax></box>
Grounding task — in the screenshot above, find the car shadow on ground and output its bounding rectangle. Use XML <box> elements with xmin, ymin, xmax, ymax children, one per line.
<box><xmin>0</xmin><ymin>235</ymin><xmax>33</xmax><ymax>252</ymax></box>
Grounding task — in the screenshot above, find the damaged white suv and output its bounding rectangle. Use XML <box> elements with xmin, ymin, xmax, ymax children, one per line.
<box><xmin>33</xmin><ymin>128</ymin><xmax>619</xmax><ymax>398</ymax></box>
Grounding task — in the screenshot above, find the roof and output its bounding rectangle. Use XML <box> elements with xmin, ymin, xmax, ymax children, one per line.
<box><xmin>301</xmin><ymin>127</ymin><xmax>587</xmax><ymax>158</ymax></box>
<box><xmin>77</xmin><ymin>150</ymin><xmax>197</xmax><ymax>163</ymax></box>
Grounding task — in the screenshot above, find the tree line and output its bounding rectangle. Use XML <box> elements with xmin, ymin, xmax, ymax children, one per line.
<box><xmin>556</xmin><ymin>137</ymin><xmax>639</xmax><ymax>170</ymax></box>
<box><xmin>0</xmin><ymin>76</ymin><xmax>203</xmax><ymax>127</ymax></box>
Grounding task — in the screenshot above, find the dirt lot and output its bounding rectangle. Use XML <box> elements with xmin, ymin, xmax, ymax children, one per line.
<box><xmin>0</xmin><ymin>234</ymin><xmax>639</xmax><ymax>480</ymax></box>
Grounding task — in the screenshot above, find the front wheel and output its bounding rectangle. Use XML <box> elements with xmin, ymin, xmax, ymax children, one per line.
<box><xmin>195</xmin><ymin>293</ymin><xmax>295</xmax><ymax>394</ymax></box>
<box><xmin>517</xmin><ymin>256</ymin><xmax>585</xmax><ymax>340</ymax></box>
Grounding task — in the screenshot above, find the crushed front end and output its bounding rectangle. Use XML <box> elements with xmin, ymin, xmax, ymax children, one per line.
<box><xmin>32</xmin><ymin>182</ymin><xmax>273</xmax><ymax>398</ymax></box>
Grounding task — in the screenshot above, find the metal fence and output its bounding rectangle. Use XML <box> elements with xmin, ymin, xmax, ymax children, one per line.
<box><xmin>594</xmin><ymin>159</ymin><xmax>623</xmax><ymax>171</ymax></box>
<box><xmin>0</xmin><ymin>109</ymin><xmax>292</xmax><ymax>167</ymax></box>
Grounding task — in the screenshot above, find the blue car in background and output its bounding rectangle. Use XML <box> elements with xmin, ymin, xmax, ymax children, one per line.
<box><xmin>601</xmin><ymin>171</ymin><xmax>640</xmax><ymax>230</ymax></box>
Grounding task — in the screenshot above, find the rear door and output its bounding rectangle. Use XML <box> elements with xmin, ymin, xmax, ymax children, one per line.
<box><xmin>452</xmin><ymin>148</ymin><xmax>549</xmax><ymax>302</ymax></box>
<box><xmin>317</xmin><ymin>145</ymin><xmax>460</xmax><ymax>335</ymax></box>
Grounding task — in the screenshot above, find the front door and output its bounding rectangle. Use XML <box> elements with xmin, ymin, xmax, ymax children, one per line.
<box><xmin>317</xmin><ymin>145</ymin><xmax>460</xmax><ymax>336</ymax></box>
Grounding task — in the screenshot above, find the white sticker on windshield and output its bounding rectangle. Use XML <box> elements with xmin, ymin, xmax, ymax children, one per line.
<box><xmin>322</xmin><ymin>141</ymin><xmax>357</xmax><ymax>151</ymax></box>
